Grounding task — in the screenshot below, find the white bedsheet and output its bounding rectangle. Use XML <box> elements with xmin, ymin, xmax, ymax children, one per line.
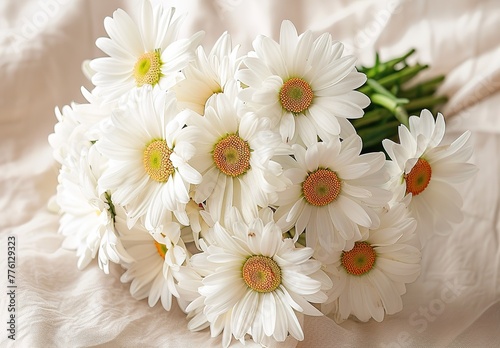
<box><xmin>1</xmin><ymin>0</ymin><xmax>499</xmax><ymax>347</ymax></box>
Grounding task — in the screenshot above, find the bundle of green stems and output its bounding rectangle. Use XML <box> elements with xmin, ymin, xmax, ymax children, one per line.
<box><xmin>353</xmin><ymin>49</ymin><xmax>447</xmax><ymax>154</ymax></box>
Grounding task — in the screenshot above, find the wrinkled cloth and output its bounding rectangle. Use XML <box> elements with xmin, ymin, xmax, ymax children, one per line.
<box><xmin>1</xmin><ymin>0</ymin><xmax>499</xmax><ymax>347</ymax></box>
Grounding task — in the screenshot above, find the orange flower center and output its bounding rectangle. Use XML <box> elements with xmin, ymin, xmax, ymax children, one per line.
<box><xmin>154</xmin><ymin>240</ymin><xmax>167</xmax><ymax>259</ymax></box>
<box><xmin>242</xmin><ymin>255</ymin><xmax>282</xmax><ymax>293</ymax></box>
<box><xmin>213</xmin><ymin>134</ymin><xmax>251</xmax><ymax>177</ymax></box>
<box><xmin>143</xmin><ymin>140</ymin><xmax>174</xmax><ymax>183</ymax></box>
<box><xmin>302</xmin><ymin>169</ymin><xmax>341</xmax><ymax>206</ymax></box>
<box><xmin>134</xmin><ymin>50</ymin><xmax>162</xmax><ymax>87</ymax></box>
<box><xmin>341</xmin><ymin>242</ymin><xmax>376</xmax><ymax>276</ymax></box>
<box><xmin>405</xmin><ymin>158</ymin><xmax>432</xmax><ymax>196</ymax></box>
<box><xmin>279</xmin><ymin>77</ymin><xmax>314</xmax><ymax>114</ymax></box>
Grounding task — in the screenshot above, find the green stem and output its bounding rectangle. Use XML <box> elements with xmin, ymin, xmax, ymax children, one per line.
<box><xmin>357</xmin><ymin>121</ymin><xmax>400</xmax><ymax>148</ymax></box>
<box><xmin>370</xmin><ymin>93</ymin><xmax>409</xmax><ymax>111</ymax></box>
<box><xmin>361</xmin><ymin>48</ymin><xmax>416</xmax><ymax>79</ymax></box>
<box><xmin>352</xmin><ymin>108</ymin><xmax>392</xmax><ymax>128</ymax></box>
<box><xmin>399</xmin><ymin>75</ymin><xmax>446</xmax><ymax>99</ymax></box>
<box><xmin>366</xmin><ymin>79</ymin><xmax>396</xmax><ymax>99</ymax></box>
<box><xmin>394</xmin><ymin>106</ymin><xmax>409</xmax><ymax>127</ymax></box>
<box><xmin>383</xmin><ymin>48</ymin><xmax>416</xmax><ymax>69</ymax></box>
<box><xmin>376</xmin><ymin>64</ymin><xmax>429</xmax><ymax>88</ymax></box>
<box><xmin>404</xmin><ymin>95</ymin><xmax>448</xmax><ymax>112</ymax></box>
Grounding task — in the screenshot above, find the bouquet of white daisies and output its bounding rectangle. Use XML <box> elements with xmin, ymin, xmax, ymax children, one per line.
<box><xmin>49</xmin><ymin>1</ymin><xmax>476</xmax><ymax>346</ymax></box>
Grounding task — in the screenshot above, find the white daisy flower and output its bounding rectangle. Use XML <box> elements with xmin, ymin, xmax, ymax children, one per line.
<box><xmin>174</xmin><ymin>264</ymin><xmax>241</xmax><ymax>347</ymax></box>
<box><xmin>56</xmin><ymin>146</ymin><xmax>133</xmax><ymax>273</ymax></box>
<box><xmin>187</xmin><ymin>92</ymin><xmax>287</xmax><ymax>226</ymax></box>
<box><xmin>274</xmin><ymin>134</ymin><xmax>391</xmax><ymax>253</ymax></box>
<box><xmin>89</xmin><ymin>0</ymin><xmax>203</xmax><ymax>103</ymax></box>
<box><xmin>189</xmin><ymin>298</ymin><xmax>244</xmax><ymax>348</ymax></box>
<box><xmin>49</xmin><ymin>103</ymin><xmax>85</xmax><ymax>169</ymax></box>
<box><xmin>319</xmin><ymin>203</ymin><xmax>421</xmax><ymax>323</ymax></box>
<box><xmin>96</xmin><ymin>87</ymin><xmax>202</xmax><ymax>230</ymax></box>
<box><xmin>49</xmin><ymin>86</ymin><xmax>117</xmax><ymax>172</ymax></box>
<box><xmin>382</xmin><ymin>109</ymin><xmax>477</xmax><ymax>245</ymax></box>
<box><xmin>172</xmin><ymin>31</ymin><xmax>241</xmax><ymax>115</ymax></box>
<box><xmin>74</xmin><ymin>87</ymin><xmax>120</xmax><ymax>141</ymax></box>
<box><xmin>185</xmin><ymin>209</ymin><xmax>331</xmax><ymax>346</ymax></box>
<box><xmin>237</xmin><ymin>20</ymin><xmax>369</xmax><ymax>146</ymax></box>
<box><xmin>116</xmin><ymin>214</ymin><xmax>188</xmax><ymax>311</ymax></box>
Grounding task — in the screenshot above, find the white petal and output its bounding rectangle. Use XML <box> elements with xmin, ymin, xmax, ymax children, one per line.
<box><xmin>367</xmin><ymin>268</ymin><xmax>403</xmax><ymax>315</ymax></box>
<box><xmin>280</xmin><ymin>112</ymin><xmax>296</xmax><ymax>143</ymax></box>
<box><xmin>232</xmin><ymin>289</ymin><xmax>258</xmax><ymax>339</ymax></box>
<box><xmin>336</xmin><ymin>195</ymin><xmax>372</xmax><ymax>227</ymax></box>
<box><xmin>262</xmin><ymin>292</ymin><xmax>277</xmax><ymax>336</ymax></box>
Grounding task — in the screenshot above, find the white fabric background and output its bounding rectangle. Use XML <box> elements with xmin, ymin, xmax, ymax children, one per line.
<box><xmin>1</xmin><ymin>0</ymin><xmax>499</xmax><ymax>347</ymax></box>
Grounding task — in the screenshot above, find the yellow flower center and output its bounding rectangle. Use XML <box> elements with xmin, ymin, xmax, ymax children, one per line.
<box><xmin>302</xmin><ymin>169</ymin><xmax>341</xmax><ymax>206</ymax></box>
<box><xmin>341</xmin><ymin>242</ymin><xmax>376</xmax><ymax>276</ymax></box>
<box><xmin>242</xmin><ymin>255</ymin><xmax>282</xmax><ymax>293</ymax></box>
<box><xmin>134</xmin><ymin>50</ymin><xmax>162</xmax><ymax>87</ymax></box>
<box><xmin>405</xmin><ymin>158</ymin><xmax>432</xmax><ymax>196</ymax></box>
<box><xmin>154</xmin><ymin>240</ymin><xmax>167</xmax><ymax>259</ymax></box>
<box><xmin>143</xmin><ymin>140</ymin><xmax>174</xmax><ymax>183</ymax></box>
<box><xmin>212</xmin><ymin>134</ymin><xmax>251</xmax><ymax>177</ymax></box>
<box><xmin>279</xmin><ymin>77</ymin><xmax>314</xmax><ymax>114</ymax></box>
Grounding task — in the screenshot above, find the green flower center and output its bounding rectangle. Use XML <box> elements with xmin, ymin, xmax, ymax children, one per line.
<box><xmin>341</xmin><ymin>242</ymin><xmax>376</xmax><ymax>276</ymax></box>
<box><xmin>134</xmin><ymin>50</ymin><xmax>162</xmax><ymax>87</ymax></box>
<box><xmin>143</xmin><ymin>140</ymin><xmax>174</xmax><ymax>183</ymax></box>
<box><xmin>279</xmin><ymin>77</ymin><xmax>314</xmax><ymax>114</ymax></box>
<box><xmin>302</xmin><ymin>169</ymin><xmax>341</xmax><ymax>206</ymax></box>
<box><xmin>405</xmin><ymin>158</ymin><xmax>432</xmax><ymax>196</ymax></box>
<box><xmin>213</xmin><ymin>134</ymin><xmax>251</xmax><ymax>177</ymax></box>
<box><xmin>242</xmin><ymin>255</ymin><xmax>282</xmax><ymax>293</ymax></box>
